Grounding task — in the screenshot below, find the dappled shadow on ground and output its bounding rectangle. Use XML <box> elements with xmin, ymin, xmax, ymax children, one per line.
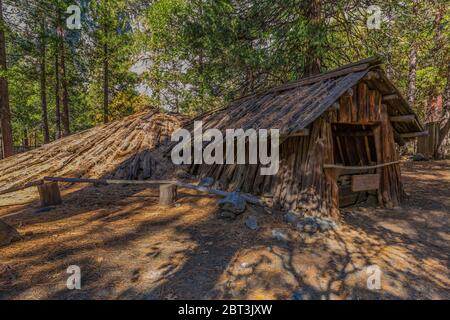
<box><xmin>0</xmin><ymin>161</ymin><xmax>449</xmax><ymax>300</ymax></box>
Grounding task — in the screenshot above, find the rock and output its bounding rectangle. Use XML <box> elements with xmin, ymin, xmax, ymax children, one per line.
<box><xmin>218</xmin><ymin>192</ymin><xmax>247</xmax><ymax>214</ymax></box>
<box><xmin>175</xmin><ymin>169</ymin><xmax>191</xmax><ymax>179</ymax></box>
<box><xmin>272</xmin><ymin>229</ymin><xmax>289</xmax><ymax>242</ymax></box>
<box><xmin>295</xmin><ymin>217</ymin><xmax>319</xmax><ymax>234</ymax></box>
<box><xmin>199</xmin><ymin>177</ymin><xmax>215</xmax><ymax>187</ymax></box>
<box><xmin>245</xmin><ymin>216</ymin><xmax>258</xmax><ymax>230</ymax></box>
<box><xmin>0</xmin><ymin>220</ymin><xmax>21</xmax><ymax>247</ymax></box>
<box><xmin>284</xmin><ymin>212</ymin><xmax>298</xmax><ymax>224</ymax></box>
<box><xmin>218</xmin><ymin>211</ymin><xmax>237</xmax><ymax>220</ymax></box>
<box><xmin>412</xmin><ymin>153</ymin><xmax>428</xmax><ymax>161</ymax></box>
<box><xmin>295</xmin><ymin>217</ymin><xmax>336</xmax><ymax>233</ymax></box>
<box><xmin>316</xmin><ymin>218</ymin><xmax>337</xmax><ymax>232</ymax></box>
<box><xmin>293</xmin><ymin>291</ymin><xmax>304</xmax><ymax>300</ymax></box>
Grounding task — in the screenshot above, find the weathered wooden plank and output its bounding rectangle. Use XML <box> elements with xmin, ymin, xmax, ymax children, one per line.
<box><xmin>382</xmin><ymin>94</ymin><xmax>398</xmax><ymax>102</ymax></box>
<box><xmin>351</xmin><ymin>174</ymin><xmax>380</xmax><ymax>192</ymax></box>
<box><xmin>390</xmin><ymin>115</ymin><xmax>416</xmax><ymax>122</ymax></box>
<box><xmin>400</xmin><ymin>131</ymin><xmax>429</xmax><ymax>138</ymax></box>
<box><xmin>357</xmin><ymin>83</ymin><xmax>368</xmax><ymax>122</ymax></box>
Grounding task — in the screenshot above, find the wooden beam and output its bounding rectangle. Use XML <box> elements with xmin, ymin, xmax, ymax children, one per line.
<box><xmin>390</xmin><ymin>115</ymin><xmax>416</xmax><ymax>122</ymax></box>
<box><xmin>393</xmin><ymin>130</ymin><xmax>406</xmax><ymax>147</ymax></box>
<box><xmin>364</xmin><ymin>71</ymin><xmax>380</xmax><ymax>82</ymax></box>
<box><xmin>43</xmin><ymin>176</ymin><xmax>266</xmax><ymax>207</ymax></box>
<box><xmin>44</xmin><ymin>176</ymin><xmax>175</xmax><ymax>185</ymax></box>
<box><xmin>0</xmin><ymin>180</ymin><xmax>44</xmax><ymax>196</ymax></box>
<box><xmin>382</xmin><ymin>94</ymin><xmax>398</xmax><ymax>102</ymax></box>
<box><xmin>289</xmin><ymin>129</ymin><xmax>310</xmax><ymax>137</ymax></box>
<box><xmin>323</xmin><ymin>161</ymin><xmax>400</xmax><ymax>170</ymax></box>
<box><xmin>400</xmin><ymin>131</ymin><xmax>429</xmax><ymax>139</ymax></box>
<box><xmin>334</xmin><ymin>131</ymin><xmax>374</xmax><ymax>137</ymax></box>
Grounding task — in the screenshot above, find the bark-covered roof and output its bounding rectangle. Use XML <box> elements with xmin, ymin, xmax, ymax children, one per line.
<box><xmin>191</xmin><ymin>57</ymin><xmax>423</xmax><ymax>136</ymax></box>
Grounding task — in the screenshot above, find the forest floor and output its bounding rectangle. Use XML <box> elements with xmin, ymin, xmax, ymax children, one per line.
<box><xmin>0</xmin><ymin>161</ymin><xmax>449</xmax><ymax>300</ymax></box>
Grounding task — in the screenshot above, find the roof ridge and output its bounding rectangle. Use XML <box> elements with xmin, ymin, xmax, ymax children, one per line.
<box><xmin>231</xmin><ymin>57</ymin><xmax>382</xmax><ymax>104</ymax></box>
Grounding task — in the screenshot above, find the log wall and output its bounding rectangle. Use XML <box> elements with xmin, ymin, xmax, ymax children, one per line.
<box><xmin>417</xmin><ymin>122</ymin><xmax>440</xmax><ymax>159</ymax></box>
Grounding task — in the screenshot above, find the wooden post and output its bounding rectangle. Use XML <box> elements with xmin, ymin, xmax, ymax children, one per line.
<box><xmin>159</xmin><ymin>184</ymin><xmax>177</xmax><ymax>206</ymax></box>
<box><xmin>37</xmin><ymin>182</ymin><xmax>62</xmax><ymax>207</ymax></box>
<box><xmin>372</xmin><ymin>125</ymin><xmax>383</xmax><ymax>206</ymax></box>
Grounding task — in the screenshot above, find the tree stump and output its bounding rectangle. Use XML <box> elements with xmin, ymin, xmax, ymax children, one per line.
<box><xmin>159</xmin><ymin>184</ymin><xmax>177</xmax><ymax>206</ymax></box>
<box><xmin>37</xmin><ymin>182</ymin><xmax>62</xmax><ymax>207</ymax></box>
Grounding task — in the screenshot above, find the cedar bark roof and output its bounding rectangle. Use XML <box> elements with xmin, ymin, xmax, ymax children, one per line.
<box><xmin>191</xmin><ymin>57</ymin><xmax>423</xmax><ymax>136</ymax></box>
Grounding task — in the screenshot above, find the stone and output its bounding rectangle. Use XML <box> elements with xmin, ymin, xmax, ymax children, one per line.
<box><xmin>245</xmin><ymin>216</ymin><xmax>258</xmax><ymax>230</ymax></box>
<box><xmin>199</xmin><ymin>177</ymin><xmax>215</xmax><ymax>187</ymax></box>
<box><xmin>272</xmin><ymin>229</ymin><xmax>289</xmax><ymax>242</ymax></box>
<box><xmin>412</xmin><ymin>153</ymin><xmax>428</xmax><ymax>161</ymax></box>
<box><xmin>295</xmin><ymin>217</ymin><xmax>320</xmax><ymax>234</ymax></box>
<box><xmin>284</xmin><ymin>212</ymin><xmax>298</xmax><ymax>224</ymax></box>
<box><xmin>218</xmin><ymin>211</ymin><xmax>237</xmax><ymax>220</ymax></box>
<box><xmin>0</xmin><ymin>220</ymin><xmax>21</xmax><ymax>247</ymax></box>
<box><xmin>218</xmin><ymin>192</ymin><xmax>247</xmax><ymax>214</ymax></box>
<box><xmin>293</xmin><ymin>291</ymin><xmax>304</xmax><ymax>300</ymax></box>
<box><xmin>316</xmin><ymin>218</ymin><xmax>337</xmax><ymax>232</ymax></box>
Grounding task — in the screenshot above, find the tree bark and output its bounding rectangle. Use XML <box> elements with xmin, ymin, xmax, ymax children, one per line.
<box><xmin>437</xmin><ymin>63</ymin><xmax>450</xmax><ymax>153</ymax></box>
<box><xmin>40</xmin><ymin>19</ymin><xmax>49</xmax><ymax>144</ymax></box>
<box><xmin>22</xmin><ymin>128</ymin><xmax>28</xmax><ymax>147</ymax></box>
<box><xmin>0</xmin><ymin>0</ymin><xmax>13</xmax><ymax>158</ymax></box>
<box><xmin>407</xmin><ymin>43</ymin><xmax>417</xmax><ymax>108</ymax></box>
<box><xmin>304</xmin><ymin>0</ymin><xmax>322</xmax><ymax>76</ymax></box>
<box><xmin>55</xmin><ymin>51</ymin><xmax>61</xmax><ymax>139</ymax></box>
<box><xmin>57</xmin><ymin>11</ymin><xmax>70</xmax><ymax>136</ymax></box>
<box><xmin>103</xmin><ymin>40</ymin><xmax>109</xmax><ymax>124</ymax></box>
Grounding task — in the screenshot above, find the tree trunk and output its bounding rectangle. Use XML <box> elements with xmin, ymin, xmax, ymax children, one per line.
<box><xmin>55</xmin><ymin>51</ymin><xmax>61</xmax><ymax>139</ymax></box>
<box><xmin>407</xmin><ymin>44</ymin><xmax>417</xmax><ymax>108</ymax></box>
<box><xmin>40</xmin><ymin>19</ymin><xmax>49</xmax><ymax>144</ymax></box>
<box><xmin>57</xmin><ymin>11</ymin><xmax>70</xmax><ymax>136</ymax></box>
<box><xmin>22</xmin><ymin>128</ymin><xmax>28</xmax><ymax>147</ymax></box>
<box><xmin>304</xmin><ymin>0</ymin><xmax>322</xmax><ymax>76</ymax></box>
<box><xmin>103</xmin><ymin>40</ymin><xmax>109</xmax><ymax>124</ymax></box>
<box><xmin>437</xmin><ymin>63</ymin><xmax>450</xmax><ymax>154</ymax></box>
<box><xmin>0</xmin><ymin>0</ymin><xmax>13</xmax><ymax>158</ymax></box>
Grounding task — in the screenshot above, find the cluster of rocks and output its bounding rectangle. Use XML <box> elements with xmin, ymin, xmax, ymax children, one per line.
<box><xmin>217</xmin><ymin>192</ymin><xmax>247</xmax><ymax>221</ymax></box>
<box><xmin>284</xmin><ymin>212</ymin><xmax>337</xmax><ymax>234</ymax></box>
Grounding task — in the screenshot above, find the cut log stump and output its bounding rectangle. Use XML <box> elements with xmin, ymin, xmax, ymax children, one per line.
<box><xmin>159</xmin><ymin>184</ymin><xmax>177</xmax><ymax>206</ymax></box>
<box><xmin>37</xmin><ymin>182</ymin><xmax>62</xmax><ymax>207</ymax></box>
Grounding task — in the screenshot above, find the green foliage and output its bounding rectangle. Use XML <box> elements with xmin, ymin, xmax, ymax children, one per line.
<box><xmin>2</xmin><ymin>0</ymin><xmax>449</xmax><ymax>145</ymax></box>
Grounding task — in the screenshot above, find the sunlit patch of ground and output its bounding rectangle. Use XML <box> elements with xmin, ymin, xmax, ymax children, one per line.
<box><xmin>0</xmin><ymin>161</ymin><xmax>449</xmax><ymax>300</ymax></box>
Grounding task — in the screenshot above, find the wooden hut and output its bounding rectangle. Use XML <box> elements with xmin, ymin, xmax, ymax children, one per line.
<box><xmin>184</xmin><ymin>58</ymin><xmax>425</xmax><ymax>218</ymax></box>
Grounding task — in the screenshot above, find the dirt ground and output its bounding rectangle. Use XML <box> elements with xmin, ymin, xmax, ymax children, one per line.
<box><xmin>0</xmin><ymin>161</ymin><xmax>449</xmax><ymax>300</ymax></box>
